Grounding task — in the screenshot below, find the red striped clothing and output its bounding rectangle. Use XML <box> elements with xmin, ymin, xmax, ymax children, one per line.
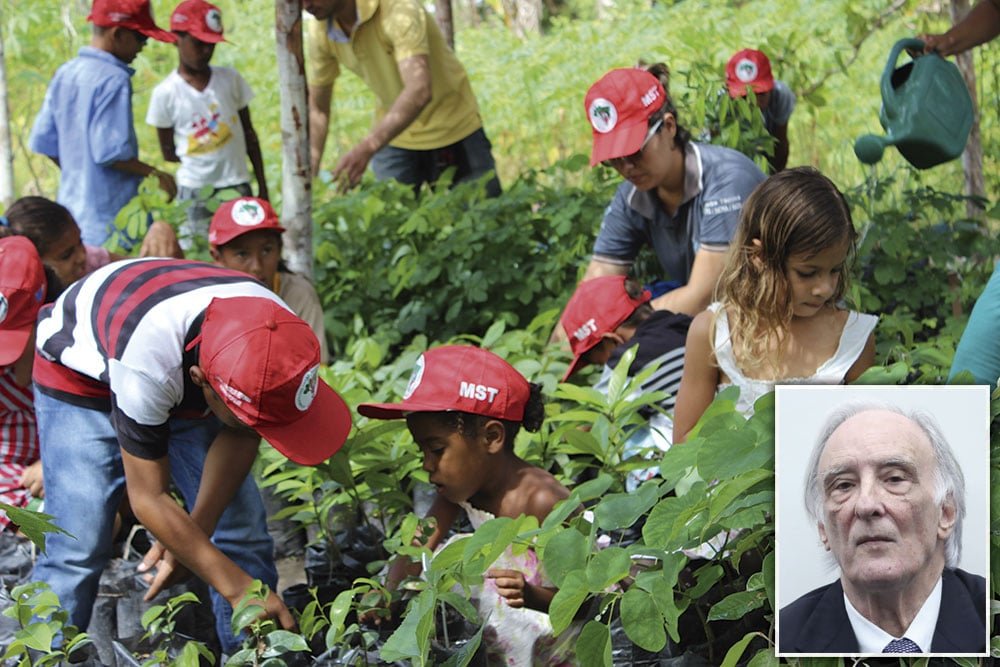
<box><xmin>34</xmin><ymin>258</ymin><xmax>286</xmax><ymax>460</ymax></box>
<box><xmin>0</xmin><ymin>365</ymin><xmax>38</xmax><ymax>530</ymax></box>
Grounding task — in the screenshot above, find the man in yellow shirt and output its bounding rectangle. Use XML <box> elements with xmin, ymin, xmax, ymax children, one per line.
<box><xmin>304</xmin><ymin>0</ymin><xmax>500</xmax><ymax>196</ymax></box>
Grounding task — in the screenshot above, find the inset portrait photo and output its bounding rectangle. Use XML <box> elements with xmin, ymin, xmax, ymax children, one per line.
<box><xmin>774</xmin><ymin>385</ymin><xmax>989</xmax><ymax>658</ymax></box>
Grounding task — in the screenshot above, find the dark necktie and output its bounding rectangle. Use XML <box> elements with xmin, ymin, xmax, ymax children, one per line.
<box><xmin>883</xmin><ymin>637</ymin><xmax>921</xmax><ymax>653</ymax></box>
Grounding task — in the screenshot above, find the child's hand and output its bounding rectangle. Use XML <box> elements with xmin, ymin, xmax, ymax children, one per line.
<box><xmin>485</xmin><ymin>568</ymin><xmax>529</xmax><ymax>608</ymax></box>
<box><xmin>18</xmin><ymin>461</ymin><xmax>44</xmax><ymax>498</ymax></box>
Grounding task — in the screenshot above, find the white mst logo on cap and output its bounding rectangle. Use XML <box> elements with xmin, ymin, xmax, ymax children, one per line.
<box><xmin>0</xmin><ymin>293</ymin><xmax>8</xmax><ymax>325</ymax></box>
<box><xmin>588</xmin><ymin>98</ymin><xmax>618</xmax><ymax>133</ymax></box>
<box><xmin>295</xmin><ymin>365</ymin><xmax>320</xmax><ymax>411</ymax></box>
<box><xmin>736</xmin><ymin>58</ymin><xmax>759</xmax><ymax>83</ymax></box>
<box><xmin>403</xmin><ymin>354</ymin><xmax>426</xmax><ymax>399</ymax></box>
<box><xmin>231</xmin><ymin>199</ymin><xmax>266</xmax><ymax>227</ymax></box>
<box><xmin>205</xmin><ymin>8</ymin><xmax>223</xmax><ymax>32</ymax></box>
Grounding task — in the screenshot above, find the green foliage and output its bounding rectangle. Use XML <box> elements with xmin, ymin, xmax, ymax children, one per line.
<box><xmin>137</xmin><ymin>591</ymin><xmax>215</xmax><ymax>667</ymax></box>
<box><xmin>0</xmin><ymin>503</ymin><xmax>72</xmax><ymax>554</ymax></box>
<box><xmin>228</xmin><ymin>581</ymin><xmax>310</xmax><ymax>667</ymax></box>
<box><xmin>311</xmin><ymin>162</ymin><xmax>611</xmax><ymax>353</ymax></box>
<box><xmin>1</xmin><ymin>582</ymin><xmax>91</xmax><ymax>667</ymax></box>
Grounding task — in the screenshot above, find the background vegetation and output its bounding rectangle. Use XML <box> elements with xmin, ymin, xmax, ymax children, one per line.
<box><xmin>3</xmin><ymin>0</ymin><xmax>998</xmax><ymax>665</ymax></box>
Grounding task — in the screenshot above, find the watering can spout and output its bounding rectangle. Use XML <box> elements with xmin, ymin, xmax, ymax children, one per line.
<box><xmin>854</xmin><ymin>134</ymin><xmax>892</xmax><ymax>165</ymax></box>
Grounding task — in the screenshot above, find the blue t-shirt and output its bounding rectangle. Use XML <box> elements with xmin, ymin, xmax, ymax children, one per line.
<box><xmin>950</xmin><ymin>261</ymin><xmax>1000</xmax><ymax>387</ymax></box>
<box><xmin>29</xmin><ymin>47</ymin><xmax>143</xmax><ymax>246</ymax></box>
<box><xmin>763</xmin><ymin>79</ymin><xmax>796</xmax><ymax>134</ymax></box>
<box><xmin>592</xmin><ymin>142</ymin><xmax>765</xmax><ymax>282</ymax></box>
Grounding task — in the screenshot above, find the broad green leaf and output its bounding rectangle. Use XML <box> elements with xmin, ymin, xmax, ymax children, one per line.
<box><xmin>548</xmin><ymin>571</ymin><xmax>589</xmax><ymax>635</ymax></box>
<box><xmin>621</xmin><ymin>588</ymin><xmax>666</xmax><ymax>652</ymax></box>
<box><xmin>763</xmin><ymin>551</ymin><xmax>775</xmax><ymax>613</ymax></box>
<box><xmin>593</xmin><ymin>481</ymin><xmax>660</xmax><ymax>530</ymax></box>
<box><xmin>746</xmin><ymin>647</ymin><xmax>779</xmax><ymax>667</ymax></box>
<box><xmin>0</xmin><ymin>503</ymin><xmax>71</xmax><ymax>554</ymax></box>
<box><xmin>543</xmin><ymin>475</ymin><xmax>613</xmax><ymax>529</ymax></box>
<box><xmin>575</xmin><ymin>620</ymin><xmax>611</xmax><ymax>667</ymax></box>
<box><xmin>707</xmin><ymin>590</ymin><xmax>766</xmax><ymax>621</ymax></box>
<box><xmin>438</xmin><ymin>590</ymin><xmax>479</xmax><ymax>623</ymax></box>
<box><xmin>554</xmin><ymin>383</ymin><xmax>610</xmax><ymax>407</ymax></box>
<box><xmin>21</xmin><ymin>623</ymin><xmax>54</xmax><ymax>651</ymax></box>
<box><xmin>542</xmin><ymin>527</ymin><xmax>589</xmax><ymax>588</ymax></box>
<box><xmin>380</xmin><ymin>589</ymin><xmax>435</xmax><ymax>661</ymax></box>
<box><xmin>584</xmin><ymin>547</ymin><xmax>631</xmax><ymax>591</ymax></box>
<box><xmin>140</xmin><ymin>604</ymin><xmax>166</xmax><ymax>629</ymax></box>
<box><xmin>607</xmin><ymin>345</ymin><xmax>638</xmax><ymax>403</ymax></box>
<box><xmin>697</xmin><ymin>427</ymin><xmax>772</xmax><ymax>482</ymax></box>
<box><xmin>720</xmin><ymin>631</ymin><xmax>757</xmax><ymax>667</ymax></box>
<box><xmin>643</xmin><ymin>488</ymin><xmax>706</xmax><ymax>551</ymax></box>
<box><xmin>558</xmin><ymin>428</ymin><xmax>605</xmax><ymax>458</ymax></box>
<box><xmin>440</xmin><ymin>621</ymin><xmax>485</xmax><ymax>667</ymax></box>
<box><xmin>324</xmin><ymin>588</ymin><xmax>356</xmax><ymax>645</ymax></box>
<box><xmin>708</xmin><ymin>468</ymin><xmax>772</xmax><ymax>521</ymax></box>
<box><xmin>263</xmin><ymin>630</ymin><xmax>309</xmax><ymax>653</ymax></box>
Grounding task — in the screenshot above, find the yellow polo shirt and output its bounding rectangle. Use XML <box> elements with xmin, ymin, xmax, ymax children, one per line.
<box><xmin>306</xmin><ymin>0</ymin><xmax>482</xmax><ymax>150</ymax></box>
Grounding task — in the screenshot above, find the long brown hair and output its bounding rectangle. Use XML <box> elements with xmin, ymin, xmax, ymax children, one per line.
<box><xmin>714</xmin><ymin>167</ymin><xmax>857</xmax><ymax>370</ymax></box>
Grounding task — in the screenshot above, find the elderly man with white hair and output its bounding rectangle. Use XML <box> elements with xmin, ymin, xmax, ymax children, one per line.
<box><xmin>778</xmin><ymin>403</ymin><xmax>986</xmax><ymax>655</ymax></box>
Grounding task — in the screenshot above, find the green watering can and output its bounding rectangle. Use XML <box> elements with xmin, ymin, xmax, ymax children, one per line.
<box><xmin>854</xmin><ymin>37</ymin><xmax>973</xmax><ymax>169</ymax></box>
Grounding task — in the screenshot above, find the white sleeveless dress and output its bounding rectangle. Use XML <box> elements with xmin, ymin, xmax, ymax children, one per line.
<box><xmin>454</xmin><ymin>501</ymin><xmax>578</xmax><ymax>666</ymax></box>
<box><xmin>708</xmin><ymin>302</ymin><xmax>879</xmax><ymax>415</ymax></box>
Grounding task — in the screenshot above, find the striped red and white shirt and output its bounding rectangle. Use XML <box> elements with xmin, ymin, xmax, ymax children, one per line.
<box><xmin>0</xmin><ymin>365</ymin><xmax>38</xmax><ymax>530</ymax></box>
<box><xmin>34</xmin><ymin>258</ymin><xmax>287</xmax><ymax>460</ymax></box>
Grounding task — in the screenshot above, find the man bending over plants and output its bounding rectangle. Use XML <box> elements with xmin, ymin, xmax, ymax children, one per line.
<box><xmin>31</xmin><ymin>258</ymin><xmax>352</xmax><ymax>653</ymax></box>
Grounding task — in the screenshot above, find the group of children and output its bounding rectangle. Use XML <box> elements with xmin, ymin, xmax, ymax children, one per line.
<box><xmin>3</xmin><ymin>0</ymin><xmax>886</xmax><ymax>662</ymax></box>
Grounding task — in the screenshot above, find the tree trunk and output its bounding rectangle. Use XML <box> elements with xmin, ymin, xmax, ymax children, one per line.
<box><xmin>435</xmin><ymin>0</ymin><xmax>455</xmax><ymax>50</ymax></box>
<box><xmin>275</xmin><ymin>0</ymin><xmax>314</xmax><ymax>279</ymax></box>
<box><xmin>0</xmin><ymin>7</ymin><xmax>14</xmax><ymax>207</ymax></box>
<box><xmin>950</xmin><ymin>0</ymin><xmax>985</xmax><ymax>220</ymax></box>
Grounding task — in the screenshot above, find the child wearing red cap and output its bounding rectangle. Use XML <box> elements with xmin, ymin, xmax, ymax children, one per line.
<box><xmin>147</xmin><ymin>0</ymin><xmax>268</xmax><ymax>249</ymax></box>
<box><xmin>558</xmin><ymin>63</ymin><xmax>764</xmax><ymax>339</ymax></box>
<box><xmin>29</xmin><ymin>0</ymin><xmax>178</xmax><ymax>250</ymax></box>
<box><xmin>0</xmin><ymin>237</ymin><xmax>48</xmax><ymax>532</ymax></box>
<box><xmin>725</xmin><ymin>49</ymin><xmax>796</xmax><ymax>172</ymax></box>
<box><xmin>208</xmin><ymin>197</ymin><xmax>328</xmax><ymax>363</ymax></box>
<box><xmin>358</xmin><ymin>345</ymin><xmax>578</xmax><ymax>664</ymax></box>
<box><xmin>560</xmin><ymin>275</ymin><xmax>691</xmax><ymax>486</ymax></box>
<box><xmin>31</xmin><ymin>258</ymin><xmax>352</xmax><ymax>652</ymax></box>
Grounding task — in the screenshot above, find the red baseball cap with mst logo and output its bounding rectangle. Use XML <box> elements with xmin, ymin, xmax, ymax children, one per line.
<box><xmin>88</xmin><ymin>0</ymin><xmax>176</xmax><ymax>43</ymax></box>
<box><xmin>171</xmin><ymin>0</ymin><xmax>227</xmax><ymax>43</ymax></box>
<box><xmin>560</xmin><ymin>275</ymin><xmax>650</xmax><ymax>380</ymax></box>
<box><xmin>585</xmin><ymin>68</ymin><xmax>665</xmax><ymax>166</ymax></box>
<box><xmin>726</xmin><ymin>49</ymin><xmax>775</xmax><ymax>98</ymax></box>
<box><xmin>0</xmin><ymin>236</ymin><xmax>47</xmax><ymax>366</ymax></box>
<box><xmin>190</xmin><ymin>296</ymin><xmax>351</xmax><ymax>465</ymax></box>
<box><xmin>357</xmin><ymin>345</ymin><xmax>530</xmax><ymax>422</ymax></box>
<box><xmin>209</xmin><ymin>197</ymin><xmax>285</xmax><ymax>247</ymax></box>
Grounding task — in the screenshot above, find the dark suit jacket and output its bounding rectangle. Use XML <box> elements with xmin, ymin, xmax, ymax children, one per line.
<box><xmin>778</xmin><ymin>568</ymin><xmax>986</xmax><ymax>654</ymax></box>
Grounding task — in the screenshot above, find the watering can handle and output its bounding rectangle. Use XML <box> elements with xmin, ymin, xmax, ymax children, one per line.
<box><xmin>881</xmin><ymin>38</ymin><xmax>927</xmax><ymax>113</ymax></box>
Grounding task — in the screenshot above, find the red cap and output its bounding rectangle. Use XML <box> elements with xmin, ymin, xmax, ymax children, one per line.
<box><xmin>209</xmin><ymin>197</ymin><xmax>285</xmax><ymax>247</ymax></box>
<box><xmin>192</xmin><ymin>296</ymin><xmax>351</xmax><ymax>465</ymax></box>
<box><xmin>584</xmin><ymin>68</ymin><xmax>665</xmax><ymax>167</ymax></box>
<box><xmin>726</xmin><ymin>49</ymin><xmax>775</xmax><ymax>98</ymax></box>
<box><xmin>171</xmin><ymin>0</ymin><xmax>226</xmax><ymax>43</ymax></box>
<box><xmin>0</xmin><ymin>237</ymin><xmax>47</xmax><ymax>366</ymax></box>
<box><xmin>88</xmin><ymin>0</ymin><xmax>176</xmax><ymax>43</ymax></box>
<box><xmin>358</xmin><ymin>345</ymin><xmax>529</xmax><ymax>422</ymax></box>
<box><xmin>560</xmin><ymin>275</ymin><xmax>651</xmax><ymax>380</ymax></box>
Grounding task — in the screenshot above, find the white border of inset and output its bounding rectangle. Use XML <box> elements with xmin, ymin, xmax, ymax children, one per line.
<box><xmin>774</xmin><ymin>384</ymin><xmax>989</xmax><ymax>658</ymax></box>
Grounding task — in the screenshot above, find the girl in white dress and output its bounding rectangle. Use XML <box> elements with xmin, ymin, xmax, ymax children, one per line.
<box><xmin>358</xmin><ymin>345</ymin><xmax>577</xmax><ymax>665</ymax></box>
<box><xmin>674</xmin><ymin>167</ymin><xmax>878</xmax><ymax>442</ymax></box>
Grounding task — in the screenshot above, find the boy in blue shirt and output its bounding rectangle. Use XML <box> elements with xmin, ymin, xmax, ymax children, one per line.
<box><xmin>29</xmin><ymin>0</ymin><xmax>178</xmax><ymax>250</ymax></box>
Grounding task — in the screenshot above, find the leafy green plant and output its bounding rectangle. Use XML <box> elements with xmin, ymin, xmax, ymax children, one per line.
<box><xmin>227</xmin><ymin>581</ymin><xmax>310</xmax><ymax>667</ymax></box>
<box><xmin>136</xmin><ymin>591</ymin><xmax>215</xmax><ymax>667</ymax></box>
<box><xmin>0</xmin><ymin>503</ymin><xmax>71</xmax><ymax>553</ymax></box>
<box><xmin>1</xmin><ymin>582</ymin><xmax>92</xmax><ymax>667</ymax></box>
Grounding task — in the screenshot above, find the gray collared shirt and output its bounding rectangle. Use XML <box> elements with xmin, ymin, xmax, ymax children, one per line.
<box><xmin>592</xmin><ymin>141</ymin><xmax>765</xmax><ymax>283</ymax></box>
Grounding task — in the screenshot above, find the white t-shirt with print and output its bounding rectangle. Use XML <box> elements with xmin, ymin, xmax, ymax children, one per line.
<box><xmin>146</xmin><ymin>66</ymin><xmax>253</xmax><ymax>189</ymax></box>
